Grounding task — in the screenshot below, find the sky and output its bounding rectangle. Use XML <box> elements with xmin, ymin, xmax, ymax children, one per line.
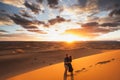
<box><xmin>0</xmin><ymin>0</ymin><xmax>120</xmax><ymax>41</ymax></box>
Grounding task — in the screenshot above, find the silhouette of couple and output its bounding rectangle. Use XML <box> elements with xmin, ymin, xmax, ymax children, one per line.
<box><xmin>64</xmin><ymin>54</ymin><xmax>74</xmax><ymax>80</ymax></box>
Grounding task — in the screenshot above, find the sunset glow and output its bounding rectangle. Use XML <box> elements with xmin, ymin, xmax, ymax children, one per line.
<box><xmin>47</xmin><ymin>33</ymin><xmax>88</xmax><ymax>42</ymax></box>
<box><xmin>60</xmin><ymin>34</ymin><xmax>87</xmax><ymax>42</ymax></box>
<box><xmin>0</xmin><ymin>0</ymin><xmax>120</xmax><ymax>41</ymax></box>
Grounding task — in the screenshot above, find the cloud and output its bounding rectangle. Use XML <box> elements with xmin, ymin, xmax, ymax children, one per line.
<box><xmin>82</xmin><ymin>22</ymin><xmax>99</xmax><ymax>27</ymax></box>
<box><xmin>27</xmin><ymin>29</ymin><xmax>47</xmax><ymax>34</ymax></box>
<box><xmin>16</xmin><ymin>29</ymin><xmax>24</xmax><ymax>32</ymax></box>
<box><xmin>77</xmin><ymin>0</ymin><xmax>120</xmax><ymax>22</ymax></box>
<box><xmin>0</xmin><ymin>0</ymin><xmax>120</xmax><ymax>41</ymax></box>
<box><xmin>98</xmin><ymin>0</ymin><xmax>120</xmax><ymax>11</ymax></box>
<box><xmin>77</xmin><ymin>0</ymin><xmax>99</xmax><ymax>14</ymax></box>
<box><xmin>19</xmin><ymin>9</ymin><xmax>33</xmax><ymax>18</ymax></box>
<box><xmin>0</xmin><ymin>0</ymin><xmax>24</xmax><ymax>7</ymax></box>
<box><xmin>0</xmin><ymin>30</ymin><xmax>7</xmax><ymax>32</ymax></box>
<box><xmin>0</xmin><ymin>30</ymin><xmax>8</xmax><ymax>34</ymax></box>
<box><xmin>9</xmin><ymin>14</ymin><xmax>47</xmax><ymax>33</ymax></box>
<box><xmin>70</xmin><ymin>21</ymin><xmax>120</xmax><ymax>37</ymax></box>
<box><xmin>59</xmin><ymin>1</ymin><xmax>100</xmax><ymax>23</ymax></box>
<box><xmin>0</xmin><ymin>33</ymin><xmax>39</xmax><ymax>41</ymax></box>
<box><xmin>36</xmin><ymin>0</ymin><xmax>43</xmax><ymax>3</ymax></box>
<box><xmin>78</xmin><ymin>0</ymin><xmax>87</xmax><ymax>7</ymax></box>
<box><xmin>109</xmin><ymin>8</ymin><xmax>120</xmax><ymax>17</ymax></box>
<box><xmin>9</xmin><ymin>14</ymin><xmax>33</xmax><ymax>25</ymax></box>
<box><xmin>24</xmin><ymin>1</ymin><xmax>41</xmax><ymax>14</ymax></box>
<box><xmin>0</xmin><ymin>10</ymin><xmax>13</xmax><ymax>25</ymax></box>
<box><xmin>99</xmin><ymin>16</ymin><xmax>120</xmax><ymax>23</ymax></box>
<box><xmin>48</xmin><ymin>16</ymin><xmax>66</xmax><ymax>25</ymax></box>
<box><xmin>64</xmin><ymin>29</ymin><xmax>100</xmax><ymax>38</ymax></box>
<box><xmin>47</xmin><ymin>0</ymin><xmax>59</xmax><ymax>8</ymax></box>
<box><xmin>86</xmin><ymin>0</ymin><xmax>98</xmax><ymax>11</ymax></box>
<box><xmin>9</xmin><ymin>14</ymin><xmax>44</xmax><ymax>26</ymax></box>
<box><xmin>100</xmin><ymin>22</ymin><xmax>120</xmax><ymax>27</ymax></box>
<box><xmin>8</xmin><ymin>13</ymin><xmax>69</xmax><ymax>34</ymax></box>
<box><xmin>64</xmin><ymin>27</ymin><xmax>113</xmax><ymax>38</ymax></box>
<box><xmin>95</xmin><ymin>30</ymin><xmax>120</xmax><ymax>41</ymax></box>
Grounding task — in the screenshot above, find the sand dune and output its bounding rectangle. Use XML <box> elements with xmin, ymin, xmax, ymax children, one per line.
<box><xmin>0</xmin><ymin>41</ymin><xmax>120</xmax><ymax>80</ymax></box>
<box><xmin>0</xmin><ymin>48</ymin><xmax>101</xmax><ymax>80</ymax></box>
<box><xmin>8</xmin><ymin>50</ymin><xmax>120</xmax><ymax>80</ymax></box>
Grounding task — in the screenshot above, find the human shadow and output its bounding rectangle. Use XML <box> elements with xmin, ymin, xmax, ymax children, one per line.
<box><xmin>64</xmin><ymin>71</ymin><xmax>74</xmax><ymax>80</ymax></box>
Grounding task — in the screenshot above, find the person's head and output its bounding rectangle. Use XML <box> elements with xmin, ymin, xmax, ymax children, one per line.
<box><xmin>65</xmin><ymin>54</ymin><xmax>68</xmax><ymax>57</ymax></box>
<box><xmin>69</xmin><ymin>56</ymin><xmax>72</xmax><ymax>59</ymax></box>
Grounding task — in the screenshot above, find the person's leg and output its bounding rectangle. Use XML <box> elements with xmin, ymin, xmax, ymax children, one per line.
<box><xmin>71</xmin><ymin>71</ymin><xmax>74</xmax><ymax>80</ymax></box>
<box><xmin>64</xmin><ymin>65</ymin><xmax>68</xmax><ymax>80</ymax></box>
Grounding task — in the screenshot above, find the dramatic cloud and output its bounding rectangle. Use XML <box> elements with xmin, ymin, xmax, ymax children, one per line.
<box><xmin>0</xmin><ymin>10</ymin><xmax>13</xmax><ymax>25</ymax></box>
<box><xmin>48</xmin><ymin>16</ymin><xmax>66</xmax><ymax>25</ymax></box>
<box><xmin>9</xmin><ymin>14</ymin><xmax>47</xmax><ymax>33</ymax></box>
<box><xmin>64</xmin><ymin>29</ymin><xmax>98</xmax><ymax>38</ymax></box>
<box><xmin>0</xmin><ymin>0</ymin><xmax>24</xmax><ymax>7</ymax></box>
<box><xmin>0</xmin><ymin>0</ymin><xmax>120</xmax><ymax>41</ymax></box>
<box><xmin>100</xmin><ymin>22</ymin><xmax>120</xmax><ymax>27</ymax></box>
<box><xmin>95</xmin><ymin>30</ymin><xmax>120</xmax><ymax>41</ymax></box>
<box><xmin>64</xmin><ymin>27</ymin><xmax>113</xmax><ymax>38</ymax></box>
<box><xmin>0</xmin><ymin>33</ymin><xmax>39</xmax><ymax>41</ymax></box>
<box><xmin>27</xmin><ymin>29</ymin><xmax>47</xmax><ymax>34</ymax></box>
<box><xmin>36</xmin><ymin>0</ymin><xmax>43</xmax><ymax>3</ymax></box>
<box><xmin>8</xmin><ymin>12</ymin><xmax>69</xmax><ymax>34</ymax></box>
<box><xmin>82</xmin><ymin>22</ymin><xmax>99</xmax><ymax>27</ymax></box>
<box><xmin>78</xmin><ymin>0</ymin><xmax>87</xmax><ymax>7</ymax></box>
<box><xmin>0</xmin><ymin>30</ymin><xmax>7</xmax><ymax>32</ymax></box>
<box><xmin>0</xmin><ymin>30</ymin><xmax>8</xmax><ymax>34</ymax></box>
<box><xmin>9</xmin><ymin>14</ymin><xmax>33</xmax><ymax>26</ymax></box>
<box><xmin>19</xmin><ymin>9</ymin><xmax>33</xmax><ymax>18</ymax></box>
<box><xmin>98</xmin><ymin>0</ymin><xmax>120</xmax><ymax>11</ymax></box>
<box><xmin>47</xmin><ymin>0</ymin><xmax>59</xmax><ymax>8</ymax></box>
<box><xmin>77</xmin><ymin>21</ymin><xmax>120</xmax><ymax>37</ymax></box>
<box><xmin>109</xmin><ymin>9</ymin><xmax>120</xmax><ymax>17</ymax></box>
<box><xmin>77</xmin><ymin>0</ymin><xmax>99</xmax><ymax>14</ymax></box>
<box><xmin>24</xmin><ymin>1</ymin><xmax>41</xmax><ymax>14</ymax></box>
<box><xmin>99</xmin><ymin>16</ymin><xmax>120</xmax><ymax>23</ymax></box>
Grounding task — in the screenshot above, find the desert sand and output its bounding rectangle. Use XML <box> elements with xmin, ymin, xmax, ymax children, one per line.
<box><xmin>0</xmin><ymin>41</ymin><xmax>120</xmax><ymax>80</ymax></box>
<box><xmin>7</xmin><ymin>50</ymin><xmax>120</xmax><ymax>80</ymax></box>
<box><xmin>0</xmin><ymin>48</ymin><xmax>101</xmax><ymax>80</ymax></box>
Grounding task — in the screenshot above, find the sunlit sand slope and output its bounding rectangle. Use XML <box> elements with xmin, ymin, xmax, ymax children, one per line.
<box><xmin>8</xmin><ymin>50</ymin><xmax>120</xmax><ymax>80</ymax></box>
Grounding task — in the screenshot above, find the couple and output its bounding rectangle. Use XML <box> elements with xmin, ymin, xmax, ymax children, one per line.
<box><xmin>64</xmin><ymin>54</ymin><xmax>74</xmax><ymax>80</ymax></box>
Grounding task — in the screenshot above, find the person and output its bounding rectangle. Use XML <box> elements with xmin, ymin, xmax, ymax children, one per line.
<box><xmin>68</xmin><ymin>56</ymin><xmax>73</xmax><ymax>74</ymax></box>
<box><xmin>64</xmin><ymin>54</ymin><xmax>74</xmax><ymax>80</ymax></box>
<box><xmin>64</xmin><ymin>54</ymin><xmax>69</xmax><ymax>80</ymax></box>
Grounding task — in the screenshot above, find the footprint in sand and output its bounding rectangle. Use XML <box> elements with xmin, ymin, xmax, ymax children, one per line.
<box><xmin>88</xmin><ymin>65</ymin><xmax>93</xmax><ymax>68</ymax></box>
<box><xmin>74</xmin><ymin>58</ymin><xmax>116</xmax><ymax>76</ymax></box>
<box><xmin>75</xmin><ymin>68</ymin><xmax>86</xmax><ymax>73</ymax></box>
<box><xmin>95</xmin><ymin>58</ymin><xmax>115</xmax><ymax>65</ymax></box>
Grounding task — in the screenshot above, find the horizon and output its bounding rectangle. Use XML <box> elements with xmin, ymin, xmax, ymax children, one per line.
<box><xmin>0</xmin><ymin>0</ymin><xmax>120</xmax><ymax>41</ymax></box>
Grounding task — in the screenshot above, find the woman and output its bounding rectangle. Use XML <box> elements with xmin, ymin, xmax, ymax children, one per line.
<box><xmin>68</xmin><ymin>56</ymin><xmax>73</xmax><ymax>74</ymax></box>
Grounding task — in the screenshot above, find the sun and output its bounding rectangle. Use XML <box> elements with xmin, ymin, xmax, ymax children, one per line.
<box><xmin>61</xmin><ymin>34</ymin><xmax>78</xmax><ymax>43</ymax></box>
<box><xmin>45</xmin><ymin>33</ymin><xmax>88</xmax><ymax>42</ymax></box>
<box><xmin>59</xmin><ymin>34</ymin><xmax>86</xmax><ymax>43</ymax></box>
